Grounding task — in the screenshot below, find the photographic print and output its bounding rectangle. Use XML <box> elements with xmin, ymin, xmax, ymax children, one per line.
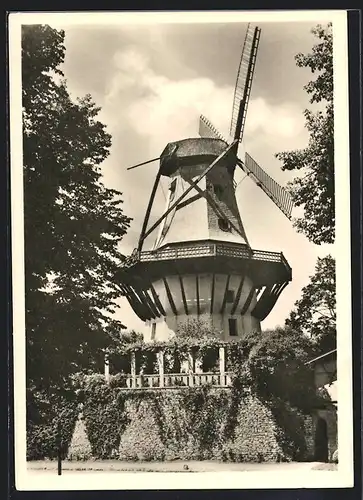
<box><xmin>9</xmin><ymin>10</ymin><xmax>353</xmax><ymax>490</ymax></box>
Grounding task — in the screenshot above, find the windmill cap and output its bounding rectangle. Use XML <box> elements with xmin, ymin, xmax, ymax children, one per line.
<box><xmin>160</xmin><ymin>138</ymin><xmax>236</xmax><ymax>177</ymax></box>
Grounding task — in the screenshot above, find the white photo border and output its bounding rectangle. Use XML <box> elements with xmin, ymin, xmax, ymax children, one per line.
<box><xmin>9</xmin><ymin>9</ymin><xmax>353</xmax><ymax>491</ymax></box>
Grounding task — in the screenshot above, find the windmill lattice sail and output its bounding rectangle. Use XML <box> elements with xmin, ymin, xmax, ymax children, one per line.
<box><xmin>230</xmin><ymin>24</ymin><xmax>261</xmax><ymax>144</ymax></box>
<box><xmin>199</xmin><ymin>114</ymin><xmax>227</xmax><ymax>142</ymax></box>
<box><xmin>241</xmin><ymin>152</ymin><xmax>294</xmax><ymax>220</ymax></box>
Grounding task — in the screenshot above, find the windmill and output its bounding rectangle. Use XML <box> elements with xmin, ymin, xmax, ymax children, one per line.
<box><xmin>119</xmin><ymin>24</ymin><xmax>293</xmax><ymax>342</ymax></box>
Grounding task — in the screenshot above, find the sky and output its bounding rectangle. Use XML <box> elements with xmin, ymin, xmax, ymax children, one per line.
<box><xmin>53</xmin><ymin>15</ymin><xmax>334</xmax><ymax>334</ymax></box>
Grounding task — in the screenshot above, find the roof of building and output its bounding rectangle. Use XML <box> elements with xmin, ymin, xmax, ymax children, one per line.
<box><xmin>306</xmin><ymin>349</ymin><xmax>337</xmax><ymax>365</ymax></box>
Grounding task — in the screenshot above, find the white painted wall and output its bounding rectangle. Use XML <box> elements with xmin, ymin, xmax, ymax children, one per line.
<box><xmin>154</xmin><ymin>162</ymin><xmax>249</xmax><ymax>249</ymax></box>
<box><xmin>144</xmin><ymin>273</ymin><xmax>261</xmax><ymax>342</ymax></box>
<box><xmin>154</xmin><ymin>176</ymin><xmax>210</xmax><ymax>248</ymax></box>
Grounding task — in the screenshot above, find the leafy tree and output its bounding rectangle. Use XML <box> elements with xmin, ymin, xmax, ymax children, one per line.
<box><xmin>276</xmin><ymin>23</ymin><xmax>334</xmax><ymax>245</ymax></box>
<box><xmin>119</xmin><ymin>330</ymin><xmax>144</xmax><ymax>344</ymax></box>
<box><xmin>108</xmin><ymin>330</ymin><xmax>144</xmax><ymax>373</ymax></box>
<box><xmin>243</xmin><ymin>327</ymin><xmax>317</xmax><ymax>411</ymax></box>
<box><xmin>175</xmin><ymin>319</ymin><xmax>222</xmax><ymax>371</ymax></box>
<box><xmin>285</xmin><ymin>255</ymin><xmax>336</xmax><ymax>354</ymax></box>
<box><xmin>22</xmin><ymin>24</ymin><xmax>131</xmax><ymax>391</ymax></box>
<box><xmin>175</xmin><ymin>318</ymin><xmax>221</xmax><ymax>341</ymax></box>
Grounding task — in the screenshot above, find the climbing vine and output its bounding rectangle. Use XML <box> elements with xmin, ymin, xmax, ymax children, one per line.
<box><xmin>27</xmin><ymin>328</ymin><xmax>324</xmax><ymax>461</ymax></box>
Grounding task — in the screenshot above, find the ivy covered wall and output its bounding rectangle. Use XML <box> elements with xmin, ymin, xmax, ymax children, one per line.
<box><xmin>48</xmin><ymin>374</ymin><xmax>313</xmax><ymax>462</ymax></box>
<box><xmin>27</xmin><ymin>330</ymin><xmax>337</xmax><ymax>462</ymax></box>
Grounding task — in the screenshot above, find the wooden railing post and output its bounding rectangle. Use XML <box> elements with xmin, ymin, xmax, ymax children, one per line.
<box><xmin>131</xmin><ymin>351</ymin><xmax>136</xmax><ymax>388</ymax></box>
<box><xmin>104</xmin><ymin>353</ymin><xmax>110</xmax><ymax>384</ymax></box>
<box><xmin>158</xmin><ymin>350</ymin><xmax>164</xmax><ymax>387</ymax></box>
<box><xmin>219</xmin><ymin>346</ymin><xmax>225</xmax><ymax>386</ymax></box>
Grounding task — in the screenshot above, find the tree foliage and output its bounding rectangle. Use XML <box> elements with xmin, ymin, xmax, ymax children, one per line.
<box><xmin>175</xmin><ymin>318</ymin><xmax>222</xmax><ymax>341</ymax></box>
<box><xmin>22</xmin><ymin>24</ymin><xmax>131</xmax><ymax>390</ymax></box>
<box><xmin>240</xmin><ymin>327</ymin><xmax>317</xmax><ymax>410</ymax></box>
<box><xmin>106</xmin><ymin>323</ymin><xmax>318</xmax><ymax>411</ymax></box>
<box><xmin>285</xmin><ymin>255</ymin><xmax>336</xmax><ymax>354</ymax></box>
<box><xmin>276</xmin><ymin>23</ymin><xmax>334</xmax><ymax>245</ymax></box>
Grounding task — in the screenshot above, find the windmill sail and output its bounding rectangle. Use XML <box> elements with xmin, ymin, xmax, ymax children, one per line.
<box><xmin>199</xmin><ymin>115</ymin><xmax>238</xmax><ymax>189</ymax></box>
<box><xmin>199</xmin><ymin>114</ymin><xmax>227</xmax><ymax>142</ymax></box>
<box><xmin>230</xmin><ymin>24</ymin><xmax>261</xmax><ymax>144</ymax></box>
<box><xmin>240</xmin><ymin>153</ymin><xmax>294</xmax><ymax>220</ymax></box>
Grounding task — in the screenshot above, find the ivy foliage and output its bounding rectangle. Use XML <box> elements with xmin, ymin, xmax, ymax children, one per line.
<box><xmin>276</xmin><ymin>23</ymin><xmax>334</xmax><ymax>245</ymax></box>
<box><xmin>26</xmin><ymin>386</ymin><xmax>79</xmax><ymax>460</ymax></box>
<box><xmin>28</xmin><ymin>372</ymin><xmax>311</xmax><ymax>462</ymax></box>
<box><xmin>27</xmin><ymin>323</ymin><xmax>324</xmax><ymax>461</ymax></box>
<box><xmin>78</xmin><ymin>377</ymin><xmax>306</xmax><ymax>462</ymax></box>
<box><xmin>80</xmin><ymin>376</ymin><xmax>130</xmax><ymax>458</ymax></box>
<box><xmin>107</xmin><ymin>323</ymin><xmax>317</xmax><ymax>412</ymax></box>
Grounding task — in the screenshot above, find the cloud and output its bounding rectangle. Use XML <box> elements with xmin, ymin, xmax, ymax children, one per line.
<box><xmin>246</xmin><ymin>97</ymin><xmax>305</xmax><ymax>139</ymax></box>
<box><xmin>103</xmin><ymin>47</ymin><xmax>307</xmax><ymax>160</ymax></box>
<box><xmin>103</xmin><ymin>47</ymin><xmax>232</xmax><ymax>153</ymax></box>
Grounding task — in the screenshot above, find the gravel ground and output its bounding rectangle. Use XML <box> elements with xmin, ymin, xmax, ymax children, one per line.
<box><xmin>27</xmin><ymin>460</ymin><xmax>337</xmax><ymax>473</ymax></box>
<box><xmin>311</xmin><ymin>463</ymin><xmax>338</xmax><ymax>471</ymax></box>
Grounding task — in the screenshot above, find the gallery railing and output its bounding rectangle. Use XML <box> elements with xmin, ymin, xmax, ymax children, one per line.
<box><xmin>139</xmin><ymin>242</ymin><xmax>288</xmax><ymax>265</ymax></box>
<box><xmin>121</xmin><ymin>372</ymin><xmax>233</xmax><ymax>389</ymax></box>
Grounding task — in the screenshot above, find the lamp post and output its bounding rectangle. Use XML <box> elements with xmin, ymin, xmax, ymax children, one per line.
<box><xmin>56</xmin><ymin>418</ymin><xmax>62</xmax><ymax>475</ymax></box>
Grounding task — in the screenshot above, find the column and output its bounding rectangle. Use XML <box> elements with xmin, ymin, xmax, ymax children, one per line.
<box><xmin>188</xmin><ymin>350</ymin><xmax>195</xmax><ymax>387</ymax></box>
<box><xmin>219</xmin><ymin>346</ymin><xmax>225</xmax><ymax>386</ymax></box>
<box><xmin>157</xmin><ymin>350</ymin><xmax>164</xmax><ymax>388</ymax></box>
<box><xmin>104</xmin><ymin>353</ymin><xmax>110</xmax><ymax>383</ymax></box>
<box><xmin>131</xmin><ymin>351</ymin><xmax>136</xmax><ymax>388</ymax></box>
